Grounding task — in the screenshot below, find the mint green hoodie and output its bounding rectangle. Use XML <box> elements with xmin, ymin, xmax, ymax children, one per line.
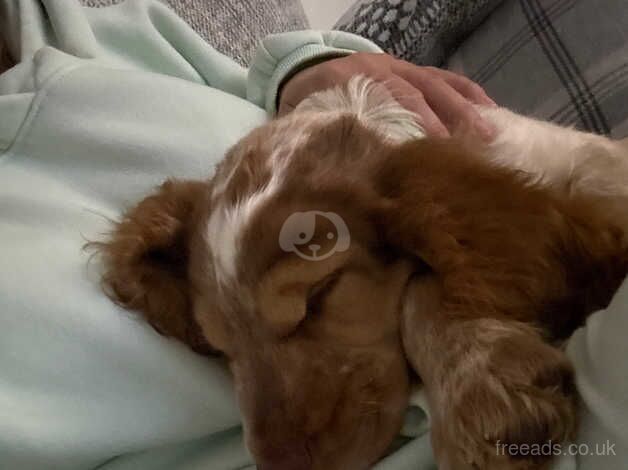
<box><xmin>0</xmin><ymin>1</ymin><xmax>626</xmax><ymax>469</ymax></box>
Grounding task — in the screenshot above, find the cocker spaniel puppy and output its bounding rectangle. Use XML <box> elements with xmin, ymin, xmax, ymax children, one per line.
<box><xmin>94</xmin><ymin>77</ymin><xmax>628</xmax><ymax>469</ymax></box>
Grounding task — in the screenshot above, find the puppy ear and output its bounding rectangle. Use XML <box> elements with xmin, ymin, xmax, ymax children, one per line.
<box><xmin>255</xmin><ymin>251</ymin><xmax>350</xmax><ymax>337</ymax></box>
<box><xmin>94</xmin><ymin>179</ymin><xmax>211</xmax><ymax>353</ymax></box>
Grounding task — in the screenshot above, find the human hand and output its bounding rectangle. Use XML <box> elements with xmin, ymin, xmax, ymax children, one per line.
<box><xmin>279</xmin><ymin>52</ymin><xmax>497</xmax><ymax>140</ymax></box>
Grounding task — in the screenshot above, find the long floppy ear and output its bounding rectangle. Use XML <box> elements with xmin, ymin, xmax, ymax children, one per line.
<box><xmin>93</xmin><ymin>179</ymin><xmax>212</xmax><ymax>353</ymax></box>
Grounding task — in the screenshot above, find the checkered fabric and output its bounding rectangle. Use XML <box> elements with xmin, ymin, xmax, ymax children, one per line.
<box><xmin>338</xmin><ymin>0</ymin><xmax>628</xmax><ymax>137</ymax></box>
<box><xmin>449</xmin><ymin>0</ymin><xmax>628</xmax><ymax>137</ymax></box>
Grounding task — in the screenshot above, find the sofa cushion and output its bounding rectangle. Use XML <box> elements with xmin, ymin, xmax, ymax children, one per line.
<box><xmin>336</xmin><ymin>0</ymin><xmax>503</xmax><ymax>65</ymax></box>
<box><xmin>446</xmin><ymin>0</ymin><xmax>628</xmax><ymax>137</ymax></box>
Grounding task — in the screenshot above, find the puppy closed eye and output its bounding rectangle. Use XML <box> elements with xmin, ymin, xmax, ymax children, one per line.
<box><xmin>304</xmin><ymin>270</ymin><xmax>343</xmax><ymax>318</ymax></box>
<box><xmin>256</xmin><ymin>249</ymin><xmax>352</xmax><ymax>337</ymax></box>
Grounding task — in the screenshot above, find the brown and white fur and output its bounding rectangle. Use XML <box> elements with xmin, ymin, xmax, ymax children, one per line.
<box><xmin>94</xmin><ymin>76</ymin><xmax>628</xmax><ymax>470</ymax></box>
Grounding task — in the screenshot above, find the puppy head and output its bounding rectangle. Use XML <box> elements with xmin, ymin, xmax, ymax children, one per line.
<box><xmin>98</xmin><ymin>103</ymin><xmax>417</xmax><ymax>469</ymax></box>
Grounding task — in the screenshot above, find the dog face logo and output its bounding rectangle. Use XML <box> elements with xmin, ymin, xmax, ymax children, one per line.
<box><xmin>279</xmin><ymin>211</ymin><xmax>350</xmax><ymax>261</ymax></box>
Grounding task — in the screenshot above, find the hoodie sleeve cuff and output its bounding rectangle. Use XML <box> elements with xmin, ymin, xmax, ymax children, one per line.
<box><xmin>247</xmin><ymin>30</ymin><xmax>382</xmax><ymax>115</ymax></box>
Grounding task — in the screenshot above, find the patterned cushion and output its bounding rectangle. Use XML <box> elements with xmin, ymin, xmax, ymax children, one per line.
<box><xmin>80</xmin><ymin>0</ymin><xmax>309</xmax><ymax>65</ymax></box>
<box><xmin>336</xmin><ymin>0</ymin><xmax>503</xmax><ymax>65</ymax></box>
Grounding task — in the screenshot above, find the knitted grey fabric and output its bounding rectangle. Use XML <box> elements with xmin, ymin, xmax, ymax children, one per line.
<box><xmin>80</xmin><ymin>0</ymin><xmax>125</xmax><ymax>5</ymax></box>
<box><xmin>79</xmin><ymin>0</ymin><xmax>309</xmax><ymax>65</ymax></box>
<box><xmin>336</xmin><ymin>0</ymin><xmax>503</xmax><ymax>66</ymax></box>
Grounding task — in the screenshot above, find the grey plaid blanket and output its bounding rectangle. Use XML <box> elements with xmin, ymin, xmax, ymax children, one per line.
<box><xmin>339</xmin><ymin>0</ymin><xmax>628</xmax><ymax>138</ymax></box>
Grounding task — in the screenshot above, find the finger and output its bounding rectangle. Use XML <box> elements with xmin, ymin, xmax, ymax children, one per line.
<box><xmin>384</xmin><ymin>77</ymin><xmax>450</xmax><ymax>138</ymax></box>
<box><xmin>396</xmin><ymin>69</ymin><xmax>495</xmax><ymax>140</ymax></box>
<box><xmin>426</xmin><ymin>67</ymin><xmax>497</xmax><ymax>106</ymax></box>
<box><xmin>393</xmin><ymin>60</ymin><xmax>497</xmax><ymax>107</ymax></box>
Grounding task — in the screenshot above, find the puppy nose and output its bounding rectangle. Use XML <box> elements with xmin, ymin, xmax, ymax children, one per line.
<box><xmin>308</xmin><ymin>243</ymin><xmax>321</xmax><ymax>253</ymax></box>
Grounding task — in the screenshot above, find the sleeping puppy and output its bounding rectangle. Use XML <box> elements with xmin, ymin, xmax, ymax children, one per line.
<box><xmin>94</xmin><ymin>77</ymin><xmax>628</xmax><ymax>469</ymax></box>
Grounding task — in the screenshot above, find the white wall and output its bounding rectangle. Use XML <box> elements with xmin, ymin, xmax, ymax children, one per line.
<box><xmin>301</xmin><ymin>0</ymin><xmax>357</xmax><ymax>29</ymax></box>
